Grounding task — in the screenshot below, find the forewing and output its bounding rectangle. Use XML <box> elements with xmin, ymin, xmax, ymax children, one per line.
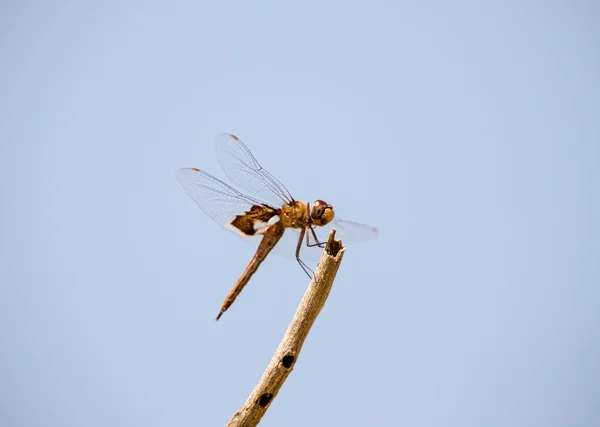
<box><xmin>328</xmin><ymin>218</ymin><xmax>379</xmax><ymax>241</ymax></box>
<box><xmin>176</xmin><ymin>168</ymin><xmax>276</xmax><ymax>234</ymax></box>
<box><xmin>215</xmin><ymin>133</ymin><xmax>294</xmax><ymax>206</ymax></box>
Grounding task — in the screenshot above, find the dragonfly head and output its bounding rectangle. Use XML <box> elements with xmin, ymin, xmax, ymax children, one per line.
<box><xmin>310</xmin><ymin>200</ymin><xmax>334</xmax><ymax>226</ymax></box>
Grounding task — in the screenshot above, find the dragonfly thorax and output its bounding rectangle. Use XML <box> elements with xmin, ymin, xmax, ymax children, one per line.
<box><xmin>277</xmin><ymin>200</ymin><xmax>310</xmax><ymax>229</ymax></box>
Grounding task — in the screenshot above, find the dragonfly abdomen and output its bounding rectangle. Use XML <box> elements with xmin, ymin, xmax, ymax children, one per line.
<box><xmin>216</xmin><ymin>220</ymin><xmax>285</xmax><ymax>320</ymax></box>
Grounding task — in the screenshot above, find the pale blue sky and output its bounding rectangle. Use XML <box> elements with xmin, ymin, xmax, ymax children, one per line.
<box><xmin>1</xmin><ymin>1</ymin><xmax>599</xmax><ymax>426</ymax></box>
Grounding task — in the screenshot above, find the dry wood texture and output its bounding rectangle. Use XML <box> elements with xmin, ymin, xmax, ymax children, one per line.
<box><xmin>227</xmin><ymin>228</ymin><xmax>345</xmax><ymax>427</ymax></box>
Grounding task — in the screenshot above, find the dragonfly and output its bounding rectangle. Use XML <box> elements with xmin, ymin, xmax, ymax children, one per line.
<box><xmin>176</xmin><ymin>133</ymin><xmax>377</xmax><ymax>320</ymax></box>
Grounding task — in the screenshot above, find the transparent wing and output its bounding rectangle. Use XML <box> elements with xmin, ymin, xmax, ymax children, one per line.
<box><xmin>215</xmin><ymin>133</ymin><xmax>294</xmax><ymax>206</ymax></box>
<box><xmin>328</xmin><ymin>218</ymin><xmax>379</xmax><ymax>241</ymax></box>
<box><xmin>176</xmin><ymin>167</ymin><xmax>277</xmax><ymax>234</ymax></box>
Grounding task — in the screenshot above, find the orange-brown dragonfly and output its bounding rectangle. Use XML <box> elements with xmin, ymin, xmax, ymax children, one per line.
<box><xmin>177</xmin><ymin>133</ymin><xmax>377</xmax><ymax>320</ymax></box>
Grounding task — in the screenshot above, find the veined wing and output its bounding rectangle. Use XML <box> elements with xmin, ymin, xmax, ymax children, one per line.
<box><xmin>215</xmin><ymin>133</ymin><xmax>294</xmax><ymax>207</ymax></box>
<box><xmin>329</xmin><ymin>218</ymin><xmax>379</xmax><ymax>241</ymax></box>
<box><xmin>176</xmin><ymin>168</ymin><xmax>279</xmax><ymax>235</ymax></box>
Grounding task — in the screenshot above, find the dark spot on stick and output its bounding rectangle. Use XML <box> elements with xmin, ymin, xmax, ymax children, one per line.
<box><xmin>258</xmin><ymin>393</ymin><xmax>273</xmax><ymax>407</ymax></box>
<box><xmin>282</xmin><ymin>354</ymin><xmax>295</xmax><ymax>368</ymax></box>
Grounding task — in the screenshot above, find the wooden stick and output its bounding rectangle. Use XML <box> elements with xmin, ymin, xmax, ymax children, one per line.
<box><xmin>227</xmin><ymin>228</ymin><xmax>345</xmax><ymax>427</ymax></box>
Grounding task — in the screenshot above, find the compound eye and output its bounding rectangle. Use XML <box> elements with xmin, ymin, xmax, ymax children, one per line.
<box><xmin>314</xmin><ymin>205</ymin><xmax>325</xmax><ymax>218</ymax></box>
<box><xmin>311</xmin><ymin>200</ymin><xmax>334</xmax><ymax>226</ymax></box>
<box><xmin>311</xmin><ymin>200</ymin><xmax>327</xmax><ymax>219</ymax></box>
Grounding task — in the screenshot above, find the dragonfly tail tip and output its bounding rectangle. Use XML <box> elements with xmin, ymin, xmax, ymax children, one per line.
<box><xmin>216</xmin><ymin>311</ymin><xmax>223</xmax><ymax>321</ymax></box>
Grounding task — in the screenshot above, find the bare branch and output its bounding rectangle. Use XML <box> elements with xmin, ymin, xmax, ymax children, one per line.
<box><xmin>227</xmin><ymin>228</ymin><xmax>345</xmax><ymax>427</ymax></box>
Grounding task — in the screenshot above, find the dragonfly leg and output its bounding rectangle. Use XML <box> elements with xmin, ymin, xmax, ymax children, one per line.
<box><xmin>295</xmin><ymin>227</ymin><xmax>314</xmax><ymax>278</ymax></box>
<box><xmin>306</xmin><ymin>226</ymin><xmax>326</xmax><ymax>248</ymax></box>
